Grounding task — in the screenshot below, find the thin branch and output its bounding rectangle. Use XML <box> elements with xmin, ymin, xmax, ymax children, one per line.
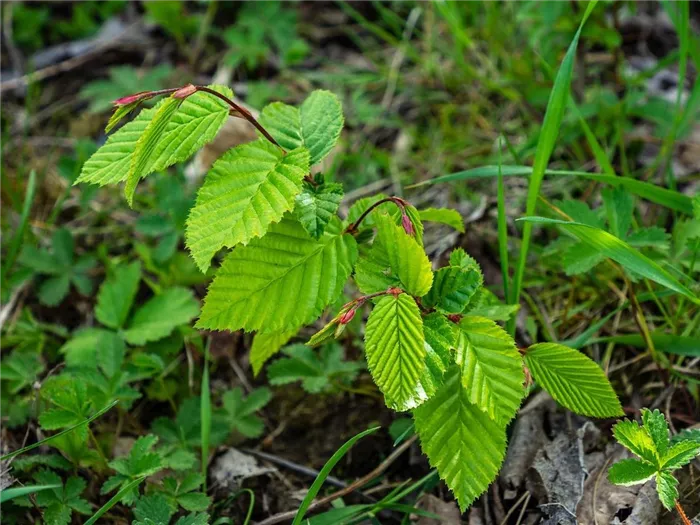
<box><xmin>345</xmin><ymin>196</ymin><xmax>407</xmax><ymax>234</ymax></box>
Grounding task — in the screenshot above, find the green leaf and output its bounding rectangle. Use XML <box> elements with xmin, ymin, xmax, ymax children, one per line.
<box><xmin>294</xmin><ymin>182</ymin><xmax>344</xmax><ymax>239</ymax></box>
<box><xmin>267</xmin><ymin>344</ymin><xmax>362</xmax><ymax>393</ymax></box>
<box><xmin>418</xmin><ymin>208</ymin><xmax>464</xmax><ymax>232</ymax></box>
<box><xmin>60</xmin><ymin>328</ymin><xmax>126</xmax><ymax>377</ymax></box>
<box><xmin>221</xmin><ymin>387</ymin><xmax>271</xmax><ymax>438</ymax></box>
<box><xmin>454</xmin><ymin>316</ymin><xmax>524</xmax><ymax>425</ymax></box>
<box><xmin>422</xmin><ymin>265</ymin><xmax>482</xmax><ymax>314</ymax></box>
<box><xmin>76</xmin><ymin>106</ymin><xmax>158</xmax><ymax>186</ymax></box>
<box><xmin>185</xmin><ymin>140</ymin><xmax>310</xmax><ymax>272</ymax></box>
<box><xmin>38</xmin><ymin>275</ymin><xmax>71</xmax><ymax>306</ymax></box>
<box><xmin>105</xmin><ymin>102</ymin><xmax>140</xmax><ymax>134</ymax></box>
<box><xmin>197</xmin><ymin>216</ymin><xmax>357</xmax><ymax>334</ymax></box>
<box><xmin>250</xmin><ymin>329</ymin><xmax>296</xmax><ymax>376</ymax></box>
<box><xmin>524</xmin><ymin>343</ymin><xmax>622</xmax><ymax>418</ymax></box>
<box><xmin>518</xmin><ymin>217</ymin><xmax>699</xmax><ymax>303</ymax></box>
<box><xmin>416</xmin><ymin>314</ymin><xmax>456</xmax><ymax>397</ymax></box>
<box><xmin>259</xmin><ymin>90</ymin><xmax>343</xmax><ymax>167</ymax></box>
<box><xmin>660</xmin><ymin>440</ymin><xmax>700</xmax><ymax>470</ymax></box>
<box><xmin>625</xmin><ymin>227</ymin><xmax>670</xmax><ymax>249</ymax></box>
<box><xmin>300</xmin><ymin>90</ymin><xmax>344</xmax><ymax>166</ymax></box>
<box><xmin>655</xmin><ymin>471</ymin><xmax>679</xmax><ymax>511</ymax></box>
<box><xmin>133</xmin><ymin>493</ymin><xmax>175</xmax><ymax>525</ymax></box>
<box><xmin>123</xmin><ymin>287</ymin><xmax>199</xmax><ymax>345</ymax></box>
<box><xmin>641</xmin><ymin>409</ymin><xmax>669</xmax><ymax>457</ymax></box>
<box><xmin>355</xmin><ymin>212</ymin><xmax>432</xmax><ymax>297</ymax></box>
<box><xmin>607</xmin><ymin>459</ymin><xmax>657</xmax><ymax>486</ymax></box>
<box><xmin>149</xmin><ymin>86</ymin><xmax>233</xmax><ymax>173</ymax></box>
<box><xmin>95</xmin><ymin>261</ymin><xmax>142</xmax><ymax>330</ymax></box>
<box><xmin>671</xmin><ymin>428</ymin><xmax>700</xmax><ymax>445</ymax></box>
<box><xmin>364</xmin><ymin>294</ymin><xmax>427</xmax><ymax>411</ymax></box>
<box><xmin>413</xmin><ymin>366</ymin><xmax>507</xmax><ymax>512</ymax></box>
<box><xmin>602</xmin><ymin>186</ymin><xmax>634</xmax><ymax>238</ymax></box>
<box><xmin>612</xmin><ymin>419</ymin><xmax>658</xmax><ymax>465</ymax></box>
<box><xmin>259</xmin><ymin>102</ymin><xmax>303</xmax><ymax>151</ymax></box>
<box><xmin>1</xmin><ymin>350</ymin><xmax>44</xmax><ymax>394</ymax></box>
<box><xmin>126</xmin><ymin>97</ymin><xmax>183</xmax><ymax>204</ymax></box>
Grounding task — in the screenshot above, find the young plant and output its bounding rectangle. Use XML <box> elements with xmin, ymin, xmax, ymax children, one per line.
<box><xmin>80</xmin><ymin>85</ymin><xmax>624</xmax><ymax>510</ymax></box>
<box><xmin>608</xmin><ymin>409</ymin><xmax>700</xmax><ymax>525</ymax></box>
<box><xmin>12</xmin><ymin>469</ymin><xmax>91</xmax><ymax>525</ymax></box>
<box><xmin>19</xmin><ymin>228</ymin><xmax>96</xmax><ymax>306</ymax></box>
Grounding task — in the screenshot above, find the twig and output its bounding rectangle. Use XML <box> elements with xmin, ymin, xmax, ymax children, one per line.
<box><xmin>255</xmin><ymin>434</ymin><xmax>418</xmax><ymax>525</ymax></box>
<box><xmin>242</xmin><ymin>449</ymin><xmax>347</xmax><ymax>489</ymax></box>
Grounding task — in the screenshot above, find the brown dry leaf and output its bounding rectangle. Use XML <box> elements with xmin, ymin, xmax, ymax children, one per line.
<box><xmin>414</xmin><ymin>493</ymin><xmax>461</xmax><ymax>525</ymax></box>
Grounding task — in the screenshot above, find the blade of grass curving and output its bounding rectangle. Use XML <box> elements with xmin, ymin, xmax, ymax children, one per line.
<box><xmin>497</xmin><ymin>139</ymin><xmax>510</xmax><ymax>300</ymax></box>
<box><xmin>201</xmin><ymin>339</ymin><xmax>212</xmax><ymax>492</ymax></box>
<box><xmin>592</xmin><ymin>333</ymin><xmax>700</xmax><ymax>357</ymax></box>
<box><xmin>411</xmin><ymin>166</ymin><xmax>692</xmax><ymax>215</ymax></box>
<box><xmin>292</xmin><ymin>426</ymin><xmax>380</xmax><ymax>525</ymax></box>
<box><xmin>3</xmin><ymin>169</ymin><xmax>37</xmax><ymax>277</ymax></box>
<box><xmin>517</xmin><ymin>217</ymin><xmax>698</xmax><ymax>303</ymax></box>
<box><xmin>0</xmin><ymin>484</ymin><xmax>60</xmax><ymax>504</ymax></box>
<box><xmin>508</xmin><ymin>0</ymin><xmax>598</xmax><ymax>328</ymax></box>
<box><xmin>0</xmin><ymin>400</ymin><xmax>118</xmax><ymax>461</ymax></box>
<box><xmin>84</xmin><ymin>476</ymin><xmax>146</xmax><ymax>525</ymax></box>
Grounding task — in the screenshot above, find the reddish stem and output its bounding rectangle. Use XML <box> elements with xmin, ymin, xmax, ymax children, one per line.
<box><xmin>675</xmin><ymin>500</ymin><xmax>691</xmax><ymax>525</ymax></box>
<box><xmin>194</xmin><ymin>86</ymin><xmax>284</xmax><ymax>152</ymax></box>
<box><xmin>345</xmin><ymin>196</ymin><xmax>407</xmax><ymax>234</ymax></box>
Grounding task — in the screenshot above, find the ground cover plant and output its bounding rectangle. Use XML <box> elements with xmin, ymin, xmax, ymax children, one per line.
<box><xmin>1</xmin><ymin>1</ymin><xmax>699</xmax><ymax>524</ymax></box>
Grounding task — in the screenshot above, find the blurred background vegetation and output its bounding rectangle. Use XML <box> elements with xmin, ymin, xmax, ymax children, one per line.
<box><xmin>1</xmin><ymin>1</ymin><xmax>699</xmax><ymax>524</ymax></box>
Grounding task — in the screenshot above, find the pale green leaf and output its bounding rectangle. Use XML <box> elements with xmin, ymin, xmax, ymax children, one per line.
<box><xmin>417</xmin><ymin>313</ymin><xmax>456</xmax><ymax>395</ymax></box>
<box><xmin>612</xmin><ymin>420</ymin><xmax>658</xmax><ymax>465</ymax></box>
<box><xmin>355</xmin><ymin>212</ymin><xmax>432</xmax><ymax>297</ymax></box>
<box><xmin>418</xmin><ymin>208</ymin><xmax>464</xmax><ymax>232</ymax></box>
<box><xmin>126</xmin><ymin>97</ymin><xmax>183</xmax><ymax>204</ymax></box>
<box><xmin>454</xmin><ymin>316</ymin><xmax>524</xmax><ymax>424</ymax></box>
<box><xmin>149</xmin><ymin>85</ymin><xmax>232</xmax><ymax>172</ymax></box>
<box><xmin>660</xmin><ymin>440</ymin><xmax>700</xmax><ymax>470</ymax></box>
<box><xmin>259</xmin><ymin>90</ymin><xmax>343</xmax><ymax>166</ymax></box>
<box><xmin>625</xmin><ymin>227</ymin><xmax>670</xmax><ymax>249</ymax></box>
<box><xmin>259</xmin><ymin>102</ymin><xmax>303</xmax><ymax>151</ymax></box>
<box><xmin>197</xmin><ymin>216</ymin><xmax>357</xmax><ymax>334</ymax></box>
<box><xmin>671</xmin><ymin>428</ymin><xmax>700</xmax><ymax>445</ymax></box>
<box><xmin>518</xmin><ymin>217</ymin><xmax>698</xmax><ymax>303</ymax></box>
<box><xmin>294</xmin><ymin>182</ymin><xmax>343</xmax><ymax>239</ymax></box>
<box><xmin>185</xmin><ymin>140</ymin><xmax>310</xmax><ymax>272</ymax></box>
<box><xmin>95</xmin><ymin>261</ymin><xmax>142</xmax><ymax>330</ymax></box>
<box><xmin>105</xmin><ymin>103</ymin><xmax>138</xmax><ymax>134</ymax></box>
<box><xmin>76</xmin><ymin>106</ymin><xmax>158</xmax><ymax>186</ymax></box>
<box><xmin>525</xmin><ymin>343</ymin><xmax>622</xmax><ymax>418</ymax></box>
<box><xmin>655</xmin><ymin>471</ymin><xmax>678</xmax><ymax>511</ymax></box>
<box><xmin>60</xmin><ymin>328</ymin><xmax>126</xmax><ymax>377</ymax></box>
<box><xmin>250</xmin><ymin>329</ymin><xmax>296</xmax><ymax>376</ymax></box>
<box><xmin>364</xmin><ymin>294</ymin><xmax>427</xmax><ymax>411</ymax></box>
<box><xmin>607</xmin><ymin>459</ymin><xmax>657</xmax><ymax>486</ymax></box>
<box><xmin>300</xmin><ymin>90</ymin><xmax>344</xmax><ymax>166</ymax></box>
<box><xmin>413</xmin><ymin>366</ymin><xmax>507</xmax><ymax>512</ymax></box>
<box><xmin>123</xmin><ymin>288</ymin><xmax>199</xmax><ymax>345</ymax></box>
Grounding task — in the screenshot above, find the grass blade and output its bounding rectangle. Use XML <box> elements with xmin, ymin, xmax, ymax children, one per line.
<box><xmin>2</xmin><ymin>169</ymin><xmax>37</xmax><ymax>276</ymax></box>
<box><xmin>496</xmin><ymin>139</ymin><xmax>510</xmax><ymax>300</ymax></box>
<box><xmin>509</xmin><ymin>0</ymin><xmax>598</xmax><ymax>317</ymax></box>
<box><xmin>517</xmin><ymin>217</ymin><xmax>698</xmax><ymax>303</ymax></box>
<box><xmin>592</xmin><ymin>333</ymin><xmax>700</xmax><ymax>357</ymax></box>
<box><xmin>201</xmin><ymin>339</ymin><xmax>212</xmax><ymax>492</ymax></box>
<box><xmin>0</xmin><ymin>484</ymin><xmax>60</xmax><ymax>504</ymax></box>
<box><xmin>84</xmin><ymin>476</ymin><xmax>146</xmax><ymax>525</ymax></box>
<box><xmin>0</xmin><ymin>400</ymin><xmax>118</xmax><ymax>461</ymax></box>
<box><xmin>412</xmin><ymin>166</ymin><xmax>693</xmax><ymax>216</ymax></box>
<box><xmin>292</xmin><ymin>426</ymin><xmax>380</xmax><ymax>525</ymax></box>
